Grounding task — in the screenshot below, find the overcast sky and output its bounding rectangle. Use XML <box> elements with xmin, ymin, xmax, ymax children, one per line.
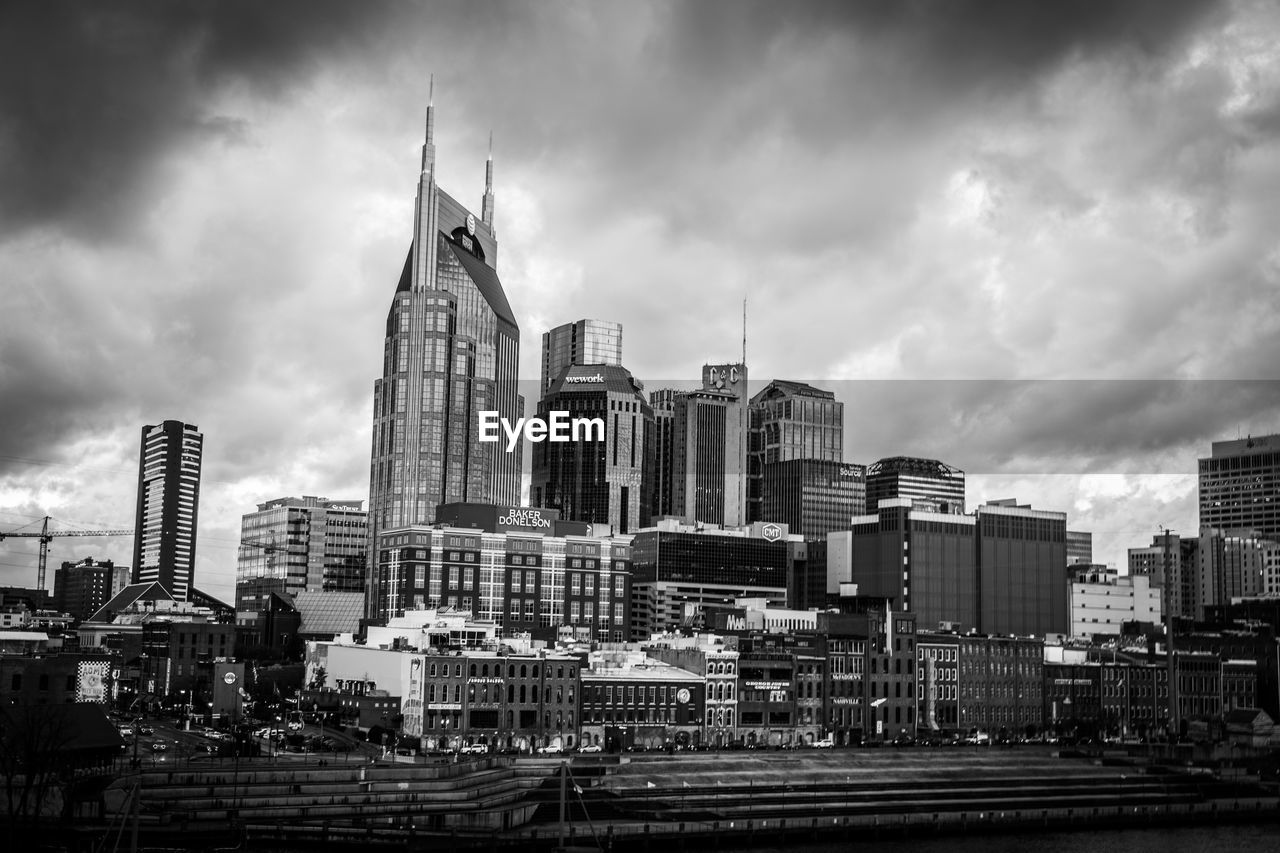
<box><xmin>2</xmin><ymin>1</ymin><xmax>1279</xmax><ymax>604</ymax></box>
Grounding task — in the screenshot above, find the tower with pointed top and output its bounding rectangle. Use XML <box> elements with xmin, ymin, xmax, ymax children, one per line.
<box><xmin>367</xmin><ymin>93</ymin><xmax>524</xmax><ymax>621</ymax></box>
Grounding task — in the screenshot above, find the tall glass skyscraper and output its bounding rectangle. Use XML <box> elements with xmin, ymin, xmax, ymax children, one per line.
<box><xmin>131</xmin><ymin>420</ymin><xmax>203</xmax><ymax>600</ymax></box>
<box><xmin>540</xmin><ymin>319</ymin><xmax>623</xmax><ymax>393</ymax></box>
<box><xmin>1199</xmin><ymin>433</ymin><xmax>1280</xmax><ymax>539</ymax></box>
<box><xmin>367</xmin><ymin>99</ymin><xmax>523</xmax><ymax>621</ymax></box>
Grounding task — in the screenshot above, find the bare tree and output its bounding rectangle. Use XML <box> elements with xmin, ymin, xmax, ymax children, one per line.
<box><xmin>0</xmin><ymin>704</ymin><xmax>78</xmax><ymax>833</ymax></box>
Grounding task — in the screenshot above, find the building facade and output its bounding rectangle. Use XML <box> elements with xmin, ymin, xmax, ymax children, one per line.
<box><xmin>235</xmin><ymin>496</ymin><xmax>368</xmax><ymax>611</ymax></box>
<box><xmin>1199</xmin><ymin>434</ymin><xmax>1280</xmax><ymax>539</ymax></box>
<box><xmin>53</xmin><ymin>558</ymin><xmax>129</xmax><ymax>621</ymax></box>
<box><xmin>540</xmin><ymin>318</ymin><xmax>623</xmax><ymax>394</ymax></box>
<box><xmin>1071</xmin><ymin>570</ymin><xmax>1161</xmax><ymax>637</ymax></box>
<box><xmin>367</xmin><ymin>102</ymin><xmax>523</xmax><ymax>619</ymax></box>
<box><xmin>372</xmin><ymin>505</ymin><xmax>633</xmax><ymax>639</ymax></box>
<box><xmin>865</xmin><ymin>456</ymin><xmax>965</xmax><ymax>515</ymax></box>
<box><xmin>530</xmin><ymin>364</ymin><xmax>653</xmax><ymax>535</ymax></box>
<box><xmin>131</xmin><ymin>420</ymin><xmax>203</xmax><ymax>600</ymax></box>
<box><xmin>747</xmin><ymin>380</ymin><xmax>844</xmax><ymax>524</ymax></box>
<box><xmin>627</xmin><ymin>520</ymin><xmax>794</xmax><ymax>640</ymax></box>
<box><xmin>670</xmin><ymin>363</ymin><xmax>749</xmax><ymax>527</ymax></box>
<box><xmin>760</xmin><ymin>459</ymin><xmax>865</xmax><ymax>539</ymax></box>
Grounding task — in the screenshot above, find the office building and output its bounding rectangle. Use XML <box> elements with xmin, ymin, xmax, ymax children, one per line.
<box><xmin>1199</xmin><ymin>433</ymin><xmax>1280</xmax><ymax>538</ymax></box>
<box><xmin>371</xmin><ymin>503</ymin><xmax>632</xmax><ymax>638</ymax></box>
<box><xmin>760</xmin><ymin>459</ymin><xmax>865</xmax><ymax>539</ymax></box>
<box><xmin>367</xmin><ymin>101</ymin><xmax>523</xmax><ymax>619</ymax></box>
<box><xmin>628</xmin><ymin>518</ymin><xmax>795</xmax><ymax>640</ymax></box>
<box><xmin>670</xmin><ymin>363</ymin><xmax>749</xmax><ymax>527</ymax></box>
<box><xmin>530</xmin><ymin>364</ymin><xmax>653</xmax><ymax>534</ymax></box>
<box><xmin>865</xmin><ymin>456</ymin><xmax>965</xmax><ymax>515</ymax></box>
<box><xmin>131</xmin><ymin>420</ymin><xmax>203</xmax><ymax>600</ymax></box>
<box><xmin>648</xmin><ymin>388</ymin><xmax>679</xmax><ymax>520</ymax></box>
<box><xmin>1070</xmin><ymin>572</ymin><xmax>1161</xmax><ymax>638</ymax></box>
<box><xmin>53</xmin><ymin>558</ymin><xmax>129</xmax><ymax>621</ymax></box>
<box><xmin>845</xmin><ymin>498</ymin><xmax>1067</xmax><ymax>637</ymax></box>
<box><xmin>916</xmin><ymin>632</ymin><xmax>1043</xmax><ymax>737</ymax></box>
<box><xmin>1066</xmin><ymin>530</ymin><xmax>1093</xmax><ymax>566</ymax></box>
<box><xmin>235</xmin><ymin>496</ymin><xmax>368</xmax><ymax>611</ymax></box>
<box><xmin>540</xmin><ymin>319</ymin><xmax>623</xmax><ymax>394</ymax></box>
<box><xmin>747</xmin><ymin>380</ymin><xmax>844</xmax><ymax>524</ymax></box>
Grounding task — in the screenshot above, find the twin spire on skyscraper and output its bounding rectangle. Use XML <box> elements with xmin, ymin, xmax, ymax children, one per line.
<box><xmin>419</xmin><ymin>75</ymin><xmax>496</xmax><ymax>234</ymax></box>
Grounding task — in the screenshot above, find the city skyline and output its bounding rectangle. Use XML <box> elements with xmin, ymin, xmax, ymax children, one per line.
<box><xmin>3</xmin><ymin>2</ymin><xmax>1280</xmax><ymax>603</ymax></box>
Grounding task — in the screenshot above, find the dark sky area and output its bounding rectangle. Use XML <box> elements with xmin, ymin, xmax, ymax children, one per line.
<box><xmin>2</xmin><ymin>1</ymin><xmax>1278</xmax><ymax>600</ymax></box>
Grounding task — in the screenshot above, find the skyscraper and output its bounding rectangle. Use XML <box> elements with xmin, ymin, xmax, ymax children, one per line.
<box><xmin>540</xmin><ymin>319</ymin><xmax>623</xmax><ymax>393</ymax></box>
<box><xmin>235</xmin><ymin>496</ymin><xmax>368</xmax><ymax>611</ymax></box>
<box><xmin>865</xmin><ymin>456</ymin><xmax>965</xmax><ymax>515</ymax></box>
<box><xmin>747</xmin><ymin>380</ymin><xmax>844</xmax><ymax>523</ymax></box>
<box><xmin>131</xmin><ymin>420</ymin><xmax>203</xmax><ymax>600</ymax></box>
<box><xmin>670</xmin><ymin>363</ymin><xmax>749</xmax><ymax>527</ymax></box>
<box><xmin>530</xmin><ymin>364</ymin><xmax>653</xmax><ymax>534</ymax></box>
<box><xmin>367</xmin><ymin>97</ymin><xmax>524</xmax><ymax>621</ymax></box>
<box><xmin>1199</xmin><ymin>433</ymin><xmax>1280</xmax><ymax>539</ymax></box>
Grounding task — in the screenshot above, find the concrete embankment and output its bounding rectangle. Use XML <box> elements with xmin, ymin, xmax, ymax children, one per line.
<box><xmin>66</xmin><ymin>749</ymin><xmax>1280</xmax><ymax>851</ymax></box>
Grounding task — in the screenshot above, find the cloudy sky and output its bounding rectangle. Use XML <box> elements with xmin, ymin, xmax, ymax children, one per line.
<box><xmin>2</xmin><ymin>1</ymin><xmax>1279</xmax><ymax>604</ymax></box>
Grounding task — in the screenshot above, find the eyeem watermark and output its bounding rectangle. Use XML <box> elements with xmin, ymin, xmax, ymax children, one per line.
<box><xmin>478</xmin><ymin>411</ymin><xmax>605</xmax><ymax>452</ymax></box>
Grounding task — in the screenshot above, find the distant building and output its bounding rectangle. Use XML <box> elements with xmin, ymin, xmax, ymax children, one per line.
<box><xmin>916</xmin><ymin>632</ymin><xmax>1044</xmax><ymax>737</ymax></box>
<box><xmin>865</xmin><ymin>456</ymin><xmax>965</xmax><ymax>515</ymax></box>
<box><xmin>1199</xmin><ymin>433</ymin><xmax>1280</xmax><ymax>539</ymax></box>
<box><xmin>648</xmin><ymin>389</ymin><xmax>679</xmax><ymax>520</ymax></box>
<box><xmin>747</xmin><ymin>380</ymin><xmax>844</xmax><ymax>524</ymax></box>
<box><xmin>1066</xmin><ymin>530</ymin><xmax>1093</xmax><ymax>566</ymax></box>
<box><xmin>628</xmin><ymin>519</ymin><xmax>795</xmax><ymax>640</ymax></box>
<box><xmin>530</xmin><ymin>364</ymin><xmax>653</xmax><ymax>534</ymax></box>
<box><xmin>1070</xmin><ymin>572</ymin><xmax>1161</xmax><ymax>638</ymax></box>
<box><xmin>53</xmin><ymin>558</ymin><xmax>129</xmax><ymax>621</ymax></box>
<box><xmin>371</xmin><ymin>504</ymin><xmax>632</xmax><ymax>640</ymax></box>
<box><xmin>580</xmin><ymin>650</ymin><xmax>706</xmax><ymax>750</ymax></box>
<box><xmin>760</xmin><ymin>459</ymin><xmax>864</xmax><ymax>539</ymax></box>
<box><xmin>540</xmin><ymin>318</ymin><xmax>623</xmax><ymax>394</ymax></box>
<box><xmin>131</xmin><ymin>420</ymin><xmax>203</xmax><ymax>600</ymax></box>
<box><xmin>235</xmin><ymin>496</ymin><xmax>368</xmax><ymax>611</ymax></box>
<box><xmin>846</xmin><ymin>498</ymin><xmax>1067</xmax><ymax>637</ymax></box>
<box><xmin>669</xmin><ymin>364</ymin><xmax>750</xmax><ymax>527</ymax></box>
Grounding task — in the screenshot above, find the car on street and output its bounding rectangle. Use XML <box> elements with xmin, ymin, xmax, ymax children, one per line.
<box><xmin>536</xmin><ymin>745</ymin><xmax>564</xmax><ymax>755</ymax></box>
<box><xmin>577</xmin><ymin>744</ymin><xmax>602</xmax><ymax>753</ymax></box>
<box><xmin>460</xmin><ymin>743</ymin><xmax>489</xmax><ymax>755</ymax></box>
<box><xmin>150</xmin><ymin>741</ymin><xmax>168</xmax><ymax>752</ymax></box>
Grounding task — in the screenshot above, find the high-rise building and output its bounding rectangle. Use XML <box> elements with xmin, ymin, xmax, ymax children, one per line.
<box><xmin>628</xmin><ymin>518</ymin><xmax>795</xmax><ymax>640</ymax></box>
<box><xmin>372</xmin><ymin>503</ymin><xmax>632</xmax><ymax>638</ymax></box>
<box><xmin>1066</xmin><ymin>530</ymin><xmax>1093</xmax><ymax>566</ymax></box>
<box><xmin>1199</xmin><ymin>434</ymin><xmax>1280</xmax><ymax>538</ymax></box>
<box><xmin>52</xmin><ymin>558</ymin><xmax>129</xmax><ymax>621</ymax></box>
<box><xmin>865</xmin><ymin>456</ymin><xmax>965</xmax><ymax>515</ymax></box>
<box><xmin>235</xmin><ymin>496</ymin><xmax>368</xmax><ymax>611</ymax></box>
<box><xmin>747</xmin><ymin>380</ymin><xmax>843</xmax><ymax>523</ymax></box>
<box><xmin>649</xmin><ymin>389</ymin><xmax>679</xmax><ymax>520</ymax></box>
<box><xmin>844</xmin><ymin>497</ymin><xmax>1067</xmax><ymax>636</ymax></box>
<box><xmin>531</xmin><ymin>364</ymin><xmax>653</xmax><ymax>534</ymax></box>
<box><xmin>540</xmin><ymin>319</ymin><xmax>623</xmax><ymax>393</ymax></box>
<box><xmin>131</xmin><ymin>420</ymin><xmax>203</xmax><ymax>600</ymax></box>
<box><xmin>670</xmin><ymin>363</ymin><xmax>749</xmax><ymax>527</ymax></box>
<box><xmin>760</xmin><ymin>459</ymin><xmax>865</xmax><ymax>539</ymax></box>
<box><xmin>367</xmin><ymin>100</ymin><xmax>523</xmax><ymax>619</ymax></box>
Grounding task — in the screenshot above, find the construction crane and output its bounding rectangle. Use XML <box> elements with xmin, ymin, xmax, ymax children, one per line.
<box><xmin>0</xmin><ymin>516</ymin><xmax>132</xmax><ymax>591</ymax></box>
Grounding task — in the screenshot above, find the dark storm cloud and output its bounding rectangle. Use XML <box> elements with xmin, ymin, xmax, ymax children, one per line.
<box><xmin>818</xmin><ymin>379</ymin><xmax>1280</xmax><ymax>475</ymax></box>
<box><xmin>0</xmin><ymin>0</ymin><xmax>398</xmax><ymax>240</ymax></box>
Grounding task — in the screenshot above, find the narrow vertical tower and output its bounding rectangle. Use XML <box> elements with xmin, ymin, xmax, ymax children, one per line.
<box><xmin>481</xmin><ymin>131</ymin><xmax>496</xmax><ymax>231</ymax></box>
<box><xmin>367</xmin><ymin>91</ymin><xmax>523</xmax><ymax>622</ymax></box>
<box><xmin>132</xmin><ymin>420</ymin><xmax>203</xmax><ymax>600</ymax></box>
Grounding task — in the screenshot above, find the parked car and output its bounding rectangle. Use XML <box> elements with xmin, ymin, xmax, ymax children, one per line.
<box><xmin>537</xmin><ymin>745</ymin><xmax>564</xmax><ymax>755</ymax></box>
<box><xmin>810</xmin><ymin>738</ymin><xmax>835</xmax><ymax>749</ymax></box>
<box><xmin>577</xmin><ymin>744</ymin><xmax>603</xmax><ymax>754</ymax></box>
<box><xmin>461</xmin><ymin>743</ymin><xmax>489</xmax><ymax>755</ymax></box>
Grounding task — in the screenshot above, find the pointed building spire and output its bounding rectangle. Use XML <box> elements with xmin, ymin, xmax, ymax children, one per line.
<box><xmin>481</xmin><ymin>130</ymin><xmax>496</xmax><ymax>229</ymax></box>
<box><xmin>421</xmin><ymin>75</ymin><xmax>436</xmax><ymax>175</ymax></box>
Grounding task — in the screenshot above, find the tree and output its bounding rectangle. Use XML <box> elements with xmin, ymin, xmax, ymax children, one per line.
<box><xmin>0</xmin><ymin>705</ymin><xmax>78</xmax><ymax>833</ymax></box>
